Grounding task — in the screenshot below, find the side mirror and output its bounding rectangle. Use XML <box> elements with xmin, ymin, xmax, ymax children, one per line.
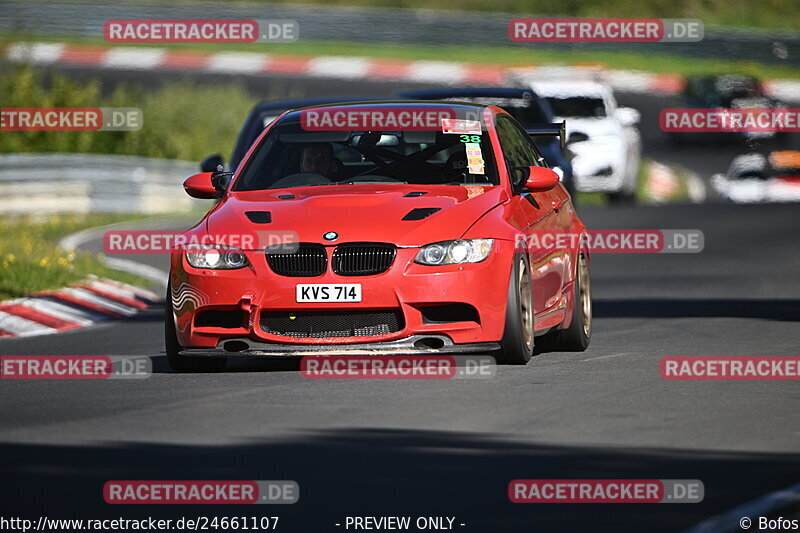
<box><xmin>211</xmin><ymin>171</ymin><xmax>234</xmax><ymax>195</ymax></box>
<box><xmin>183</xmin><ymin>172</ymin><xmax>219</xmax><ymax>199</ymax></box>
<box><xmin>522</xmin><ymin>166</ymin><xmax>560</xmax><ymax>192</ymax></box>
<box><xmin>200</xmin><ymin>154</ymin><xmax>225</xmax><ymax>173</ymax></box>
<box><xmin>616</xmin><ymin>107</ymin><xmax>641</xmax><ymax>127</ymax></box>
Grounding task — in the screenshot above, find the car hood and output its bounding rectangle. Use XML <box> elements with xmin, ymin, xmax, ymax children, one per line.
<box><xmin>205</xmin><ymin>185</ymin><xmax>508</xmax><ymax>247</ymax></box>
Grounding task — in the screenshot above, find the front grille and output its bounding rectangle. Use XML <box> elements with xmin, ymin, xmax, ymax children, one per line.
<box><xmin>332</xmin><ymin>243</ymin><xmax>396</xmax><ymax>276</ymax></box>
<box><xmin>266</xmin><ymin>243</ymin><xmax>327</xmax><ymax>277</ymax></box>
<box><xmin>260</xmin><ymin>309</ymin><xmax>403</xmax><ymax>338</ymax></box>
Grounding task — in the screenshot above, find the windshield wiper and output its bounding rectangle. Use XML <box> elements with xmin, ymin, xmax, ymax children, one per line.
<box><xmin>337</xmin><ymin>179</ymin><xmax>409</xmax><ymax>185</ymax></box>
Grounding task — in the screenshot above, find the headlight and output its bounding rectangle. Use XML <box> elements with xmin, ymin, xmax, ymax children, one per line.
<box><xmin>415</xmin><ymin>239</ymin><xmax>493</xmax><ymax>265</ymax></box>
<box><xmin>185</xmin><ymin>244</ymin><xmax>249</xmax><ymax>269</ymax></box>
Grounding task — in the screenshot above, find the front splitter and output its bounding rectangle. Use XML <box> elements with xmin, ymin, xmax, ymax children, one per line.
<box><xmin>180</xmin><ymin>335</ymin><xmax>500</xmax><ymax>358</ymax></box>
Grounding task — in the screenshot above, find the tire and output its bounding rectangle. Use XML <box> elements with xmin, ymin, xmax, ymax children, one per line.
<box><xmin>165</xmin><ymin>283</ymin><xmax>227</xmax><ymax>372</ymax></box>
<box><xmin>608</xmin><ymin>182</ymin><xmax>638</xmax><ymax>204</ymax></box>
<box><xmin>497</xmin><ymin>254</ymin><xmax>535</xmax><ymax>365</ymax></box>
<box><xmin>539</xmin><ymin>253</ymin><xmax>592</xmax><ymax>352</ymax></box>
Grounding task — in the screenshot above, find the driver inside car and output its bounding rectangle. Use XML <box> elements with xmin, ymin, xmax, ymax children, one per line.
<box><xmin>300</xmin><ymin>143</ymin><xmax>338</xmax><ymax>178</ymax></box>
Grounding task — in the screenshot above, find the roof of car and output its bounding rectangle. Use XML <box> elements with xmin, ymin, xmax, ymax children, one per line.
<box><xmin>396</xmin><ymin>87</ymin><xmax>538</xmax><ymax>99</ymax></box>
<box><xmin>687</xmin><ymin>74</ymin><xmax>759</xmax><ymax>83</ymax></box>
<box><xmin>527</xmin><ymin>80</ymin><xmax>610</xmax><ymax>98</ymax></box>
<box><xmin>290</xmin><ymin>100</ymin><xmax>491</xmax><ymax>110</ymax></box>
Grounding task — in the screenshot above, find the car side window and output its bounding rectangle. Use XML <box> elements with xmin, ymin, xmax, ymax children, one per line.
<box><xmin>495</xmin><ymin>115</ymin><xmax>543</xmax><ymax>186</ymax></box>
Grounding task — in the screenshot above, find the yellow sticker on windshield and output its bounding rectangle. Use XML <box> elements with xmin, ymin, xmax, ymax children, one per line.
<box><xmin>465</xmin><ymin>142</ymin><xmax>485</xmax><ymax>174</ymax></box>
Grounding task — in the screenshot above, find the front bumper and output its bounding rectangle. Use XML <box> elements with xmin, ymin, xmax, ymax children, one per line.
<box><xmin>170</xmin><ymin>240</ymin><xmax>514</xmax><ymax>350</ymax></box>
<box><xmin>569</xmin><ymin>138</ymin><xmax>631</xmax><ymax>193</ymax></box>
<box><xmin>180</xmin><ymin>335</ymin><xmax>500</xmax><ymax>358</ymax></box>
<box><xmin>571</xmin><ymin>155</ymin><xmax>626</xmax><ymax>193</ymax></box>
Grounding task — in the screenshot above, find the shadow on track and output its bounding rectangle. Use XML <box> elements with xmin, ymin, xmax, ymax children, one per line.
<box><xmin>150</xmin><ymin>354</ymin><xmax>302</xmax><ymax>374</ymax></box>
<box><xmin>1</xmin><ymin>429</ymin><xmax>798</xmax><ymax>532</ymax></box>
<box><xmin>595</xmin><ymin>299</ymin><xmax>800</xmax><ymax>321</ymax></box>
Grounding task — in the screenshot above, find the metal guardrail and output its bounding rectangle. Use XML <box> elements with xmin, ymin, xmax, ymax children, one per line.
<box><xmin>1</xmin><ymin>1</ymin><xmax>799</xmax><ymax>65</ymax></box>
<box><xmin>0</xmin><ymin>153</ymin><xmax>208</xmax><ymax>214</ymax></box>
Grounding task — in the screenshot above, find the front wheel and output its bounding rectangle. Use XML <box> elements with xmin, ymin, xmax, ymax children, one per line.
<box><xmin>165</xmin><ymin>283</ymin><xmax>227</xmax><ymax>372</ymax></box>
<box><xmin>497</xmin><ymin>254</ymin><xmax>535</xmax><ymax>364</ymax></box>
<box><xmin>608</xmin><ymin>189</ymin><xmax>636</xmax><ymax>205</ymax></box>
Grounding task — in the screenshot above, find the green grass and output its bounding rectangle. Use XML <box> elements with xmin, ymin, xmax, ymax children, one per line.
<box><xmin>0</xmin><ymin>62</ymin><xmax>304</xmax><ymax>161</ymax></box>
<box><xmin>3</xmin><ymin>33</ymin><xmax>799</xmax><ymax>80</ymax></box>
<box><xmin>0</xmin><ymin>214</ymin><xmax>154</xmax><ymax>300</ymax></box>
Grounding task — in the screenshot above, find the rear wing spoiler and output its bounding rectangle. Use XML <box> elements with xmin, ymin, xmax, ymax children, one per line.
<box><xmin>526</xmin><ymin>121</ymin><xmax>566</xmax><ymax>151</ymax></box>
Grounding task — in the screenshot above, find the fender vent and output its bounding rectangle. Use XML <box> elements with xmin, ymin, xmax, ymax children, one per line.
<box><xmin>402</xmin><ymin>207</ymin><xmax>440</xmax><ymax>221</ymax></box>
<box><xmin>245</xmin><ymin>211</ymin><xmax>271</xmax><ymax>224</ymax></box>
<box><xmin>403</xmin><ymin>191</ymin><xmax>428</xmax><ymax>197</ymax></box>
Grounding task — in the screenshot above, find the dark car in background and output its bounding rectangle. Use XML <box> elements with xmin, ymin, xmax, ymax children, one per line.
<box><xmin>200</xmin><ymin>96</ymin><xmax>383</xmax><ymax>174</ymax></box>
<box><xmin>670</xmin><ymin>74</ymin><xmax>786</xmax><ymax>145</ymax></box>
<box><xmin>711</xmin><ymin>150</ymin><xmax>800</xmax><ymax>203</ymax></box>
<box><xmin>395</xmin><ymin>87</ymin><xmax>574</xmax><ymax>195</ymax></box>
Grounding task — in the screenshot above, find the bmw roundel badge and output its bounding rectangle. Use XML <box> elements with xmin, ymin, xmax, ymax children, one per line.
<box><xmin>323</xmin><ymin>231</ymin><xmax>339</xmax><ymax>241</ymax></box>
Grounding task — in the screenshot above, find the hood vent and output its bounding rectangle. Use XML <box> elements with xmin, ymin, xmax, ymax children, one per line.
<box><xmin>402</xmin><ymin>207</ymin><xmax>441</xmax><ymax>221</ymax></box>
<box><xmin>245</xmin><ymin>211</ymin><xmax>272</xmax><ymax>224</ymax></box>
<box><xmin>403</xmin><ymin>191</ymin><xmax>428</xmax><ymax>197</ymax></box>
<box><xmin>278</xmin><ymin>194</ymin><xmax>295</xmax><ymax>200</ymax></box>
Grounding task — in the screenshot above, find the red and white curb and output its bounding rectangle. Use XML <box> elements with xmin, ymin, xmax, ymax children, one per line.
<box><xmin>0</xmin><ymin>276</ymin><xmax>161</xmax><ymax>339</ymax></box>
<box><xmin>8</xmin><ymin>41</ymin><xmax>799</xmax><ymax>99</ymax></box>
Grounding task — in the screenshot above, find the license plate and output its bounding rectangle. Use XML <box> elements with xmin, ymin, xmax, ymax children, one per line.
<box><xmin>296</xmin><ymin>284</ymin><xmax>362</xmax><ymax>303</ymax></box>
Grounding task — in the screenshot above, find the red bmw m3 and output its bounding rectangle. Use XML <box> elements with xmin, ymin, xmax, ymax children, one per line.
<box><xmin>166</xmin><ymin>102</ymin><xmax>591</xmax><ymax>371</ymax></box>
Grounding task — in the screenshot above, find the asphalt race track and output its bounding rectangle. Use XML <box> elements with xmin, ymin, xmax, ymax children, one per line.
<box><xmin>1</xmin><ymin>200</ymin><xmax>799</xmax><ymax>532</ymax></box>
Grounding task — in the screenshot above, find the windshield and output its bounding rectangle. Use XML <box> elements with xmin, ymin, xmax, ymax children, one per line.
<box><xmin>545</xmin><ymin>96</ymin><xmax>607</xmax><ymax>118</ymax></box>
<box><xmin>234</xmin><ymin>112</ymin><xmax>499</xmax><ymax>191</ymax></box>
<box><xmin>731</xmin><ymin>170</ymin><xmax>769</xmax><ymax>181</ymax></box>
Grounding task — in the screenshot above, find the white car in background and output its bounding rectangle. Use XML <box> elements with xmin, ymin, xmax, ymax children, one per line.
<box><xmin>712</xmin><ymin>151</ymin><xmax>800</xmax><ymax>203</ymax></box>
<box><xmin>514</xmin><ymin>78</ymin><xmax>641</xmax><ymax>203</ymax></box>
